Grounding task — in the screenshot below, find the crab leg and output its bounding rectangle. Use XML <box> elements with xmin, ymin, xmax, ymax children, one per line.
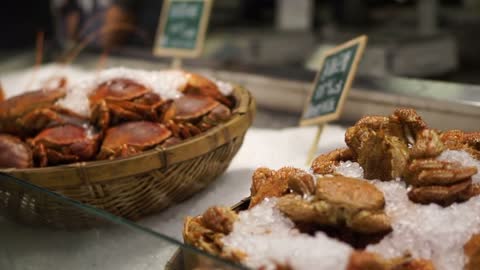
<box><xmin>406</xmin><ymin>159</ymin><xmax>477</xmax><ymax>186</ymax></box>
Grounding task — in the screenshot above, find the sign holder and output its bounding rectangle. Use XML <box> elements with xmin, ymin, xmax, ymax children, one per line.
<box><xmin>153</xmin><ymin>0</ymin><xmax>213</xmax><ymax>69</ymax></box>
<box><xmin>300</xmin><ymin>35</ymin><xmax>368</xmax><ymax>165</ymax></box>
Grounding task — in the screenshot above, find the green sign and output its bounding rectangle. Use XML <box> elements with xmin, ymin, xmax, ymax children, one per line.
<box><xmin>301</xmin><ymin>36</ymin><xmax>367</xmax><ymax>126</ymax></box>
<box><xmin>154</xmin><ymin>0</ymin><xmax>212</xmax><ymax>58</ymax></box>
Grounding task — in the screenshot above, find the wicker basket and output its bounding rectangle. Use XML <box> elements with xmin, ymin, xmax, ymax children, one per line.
<box><xmin>0</xmin><ymin>86</ymin><xmax>255</xmax><ymax>229</ymax></box>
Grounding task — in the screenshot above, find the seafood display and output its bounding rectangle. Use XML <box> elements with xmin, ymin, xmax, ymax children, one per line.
<box><xmin>183</xmin><ymin>108</ymin><xmax>480</xmax><ymax>270</ymax></box>
<box><xmin>0</xmin><ymin>68</ymin><xmax>235</xmax><ymax>168</ymax></box>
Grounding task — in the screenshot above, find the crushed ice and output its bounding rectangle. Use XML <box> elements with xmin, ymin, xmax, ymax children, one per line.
<box><xmin>222</xmin><ymin>198</ymin><xmax>352</xmax><ymax>270</ymax></box>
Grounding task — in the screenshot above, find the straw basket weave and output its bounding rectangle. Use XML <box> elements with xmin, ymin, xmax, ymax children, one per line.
<box><xmin>0</xmin><ymin>86</ymin><xmax>255</xmax><ymax>229</ymax></box>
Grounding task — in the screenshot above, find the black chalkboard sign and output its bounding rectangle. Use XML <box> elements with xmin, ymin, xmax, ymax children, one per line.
<box><xmin>300</xmin><ymin>36</ymin><xmax>367</xmax><ymax>126</ymax></box>
<box><xmin>153</xmin><ymin>0</ymin><xmax>212</xmax><ymax>58</ymax></box>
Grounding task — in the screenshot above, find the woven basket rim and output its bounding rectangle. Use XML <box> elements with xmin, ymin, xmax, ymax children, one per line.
<box><xmin>2</xmin><ymin>85</ymin><xmax>255</xmax><ymax>188</ymax></box>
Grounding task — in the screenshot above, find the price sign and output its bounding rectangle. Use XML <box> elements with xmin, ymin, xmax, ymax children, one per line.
<box><xmin>154</xmin><ymin>0</ymin><xmax>213</xmax><ymax>58</ymax></box>
<box><xmin>300</xmin><ymin>36</ymin><xmax>367</xmax><ymax>126</ymax></box>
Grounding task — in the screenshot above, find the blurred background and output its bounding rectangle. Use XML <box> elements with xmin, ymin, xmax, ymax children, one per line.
<box><xmin>2</xmin><ymin>0</ymin><xmax>480</xmax><ymax>83</ymax></box>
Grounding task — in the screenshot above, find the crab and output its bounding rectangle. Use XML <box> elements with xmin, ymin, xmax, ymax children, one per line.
<box><xmin>346</xmin><ymin>251</ymin><xmax>435</xmax><ymax>270</ymax></box>
<box><xmin>338</xmin><ymin>108</ymin><xmax>479</xmax><ymax>206</ymax></box>
<box><xmin>96</xmin><ymin>121</ymin><xmax>172</xmax><ymax>160</ymax></box>
<box><xmin>182</xmin><ymin>72</ymin><xmax>233</xmax><ymax>107</ymax></box>
<box><xmin>163</xmin><ymin>95</ymin><xmax>232</xmax><ymax>140</ymax></box>
<box><xmin>0</xmin><ymin>84</ymin><xmax>88</xmax><ymax>137</ymax></box>
<box><xmin>183</xmin><ymin>206</ymin><xmax>245</xmax><ymax>262</ymax></box>
<box><xmin>311</xmin><ymin>148</ymin><xmax>354</xmax><ymax>175</ymax></box>
<box><xmin>440</xmin><ymin>129</ymin><xmax>480</xmax><ymax>160</ymax></box>
<box><xmin>249</xmin><ymin>167</ymin><xmax>313</xmax><ymax>208</ymax></box>
<box><xmin>464</xmin><ymin>234</ymin><xmax>480</xmax><ymax>270</ymax></box>
<box><xmin>277</xmin><ymin>175</ymin><xmax>391</xmax><ymax>234</ymax></box>
<box><xmin>28</xmin><ymin>124</ymin><xmax>100</xmax><ymax>167</ymax></box>
<box><xmin>0</xmin><ymin>134</ymin><xmax>33</xmax><ymax>168</ymax></box>
<box><xmin>88</xmin><ymin>78</ymin><xmax>169</xmax><ymax>131</ymax></box>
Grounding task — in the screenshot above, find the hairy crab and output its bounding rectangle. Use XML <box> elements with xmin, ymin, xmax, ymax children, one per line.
<box><xmin>277</xmin><ymin>175</ymin><xmax>391</xmax><ymax>235</ymax></box>
<box><xmin>249</xmin><ymin>167</ymin><xmax>312</xmax><ymax>208</ymax></box>
<box><xmin>183</xmin><ymin>206</ymin><xmax>245</xmax><ymax>262</ymax></box>
<box><xmin>96</xmin><ymin>121</ymin><xmax>172</xmax><ymax>160</ymax></box>
<box><xmin>28</xmin><ymin>124</ymin><xmax>100</xmax><ymax>167</ymax></box>
<box><xmin>313</xmin><ymin>108</ymin><xmax>479</xmax><ymax>206</ymax></box>
<box><xmin>440</xmin><ymin>130</ymin><xmax>480</xmax><ymax>160</ymax></box>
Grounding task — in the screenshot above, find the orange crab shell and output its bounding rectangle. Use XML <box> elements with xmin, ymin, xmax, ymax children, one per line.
<box><xmin>173</xmin><ymin>95</ymin><xmax>221</xmax><ymax>121</ymax></box>
<box><xmin>29</xmin><ymin>125</ymin><xmax>100</xmax><ymax>167</ymax></box>
<box><xmin>97</xmin><ymin>121</ymin><xmax>172</xmax><ymax>160</ymax></box>
<box><xmin>89</xmin><ymin>78</ymin><xmax>153</xmax><ymax>103</ymax></box>
<box><xmin>89</xmin><ymin>78</ymin><xmax>167</xmax><ymax>130</ymax></box>
<box><xmin>0</xmin><ymin>87</ymin><xmax>67</xmax><ymax>136</ymax></box>
<box><xmin>183</xmin><ymin>73</ymin><xmax>233</xmax><ymax>107</ymax></box>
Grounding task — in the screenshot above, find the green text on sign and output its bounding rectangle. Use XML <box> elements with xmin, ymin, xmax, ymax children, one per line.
<box><xmin>304</xmin><ymin>44</ymin><xmax>359</xmax><ymax>119</ymax></box>
<box><xmin>162</xmin><ymin>0</ymin><xmax>205</xmax><ymax>50</ymax></box>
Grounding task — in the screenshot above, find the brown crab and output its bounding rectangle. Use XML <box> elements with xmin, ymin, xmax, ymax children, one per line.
<box><xmin>346</xmin><ymin>251</ymin><xmax>435</xmax><ymax>270</ymax></box>
<box><xmin>182</xmin><ymin>72</ymin><xmax>233</xmax><ymax>107</ymax></box>
<box><xmin>183</xmin><ymin>206</ymin><xmax>245</xmax><ymax>262</ymax></box>
<box><xmin>0</xmin><ymin>134</ymin><xmax>33</xmax><ymax>168</ymax></box>
<box><xmin>28</xmin><ymin>124</ymin><xmax>100</xmax><ymax>167</ymax></box>
<box><xmin>96</xmin><ymin>121</ymin><xmax>172</xmax><ymax>160</ymax></box>
<box><xmin>277</xmin><ymin>175</ymin><xmax>391</xmax><ymax>234</ymax></box>
<box><xmin>249</xmin><ymin>167</ymin><xmax>313</xmax><ymax>208</ymax></box>
<box><xmin>0</xmin><ymin>82</ymin><xmax>88</xmax><ymax>137</ymax></box>
<box><xmin>163</xmin><ymin>95</ymin><xmax>232</xmax><ymax>141</ymax></box>
<box><xmin>88</xmin><ymin>78</ymin><xmax>169</xmax><ymax>130</ymax></box>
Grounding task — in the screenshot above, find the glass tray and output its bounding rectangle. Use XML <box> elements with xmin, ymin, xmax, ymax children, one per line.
<box><xmin>0</xmin><ymin>173</ymin><xmax>241</xmax><ymax>270</ymax></box>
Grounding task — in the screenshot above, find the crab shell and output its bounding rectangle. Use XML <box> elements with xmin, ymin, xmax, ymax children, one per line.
<box><xmin>0</xmin><ymin>134</ymin><xmax>33</xmax><ymax>168</ymax></box>
<box><xmin>89</xmin><ymin>79</ymin><xmax>166</xmax><ymax>130</ymax></box>
<box><xmin>97</xmin><ymin>121</ymin><xmax>172</xmax><ymax>160</ymax></box>
<box><xmin>28</xmin><ymin>124</ymin><xmax>100</xmax><ymax>167</ymax></box>
<box><xmin>182</xmin><ymin>72</ymin><xmax>232</xmax><ymax>107</ymax></box>
<box><xmin>277</xmin><ymin>176</ymin><xmax>391</xmax><ymax>234</ymax></box>
<box><xmin>164</xmin><ymin>95</ymin><xmax>232</xmax><ymax>140</ymax></box>
<box><xmin>0</xmin><ymin>87</ymin><xmax>67</xmax><ymax>136</ymax></box>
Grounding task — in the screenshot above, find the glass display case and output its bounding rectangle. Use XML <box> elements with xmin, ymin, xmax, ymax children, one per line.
<box><xmin>0</xmin><ymin>173</ymin><xmax>241</xmax><ymax>270</ymax></box>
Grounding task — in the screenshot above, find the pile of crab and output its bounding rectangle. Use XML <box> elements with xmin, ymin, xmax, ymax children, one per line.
<box><xmin>0</xmin><ymin>68</ymin><xmax>235</xmax><ymax>168</ymax></box>
<box><xmin>183</xmin><ymin>108</ymin><xmax>480</xmax><ymax>270</ymax></box>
